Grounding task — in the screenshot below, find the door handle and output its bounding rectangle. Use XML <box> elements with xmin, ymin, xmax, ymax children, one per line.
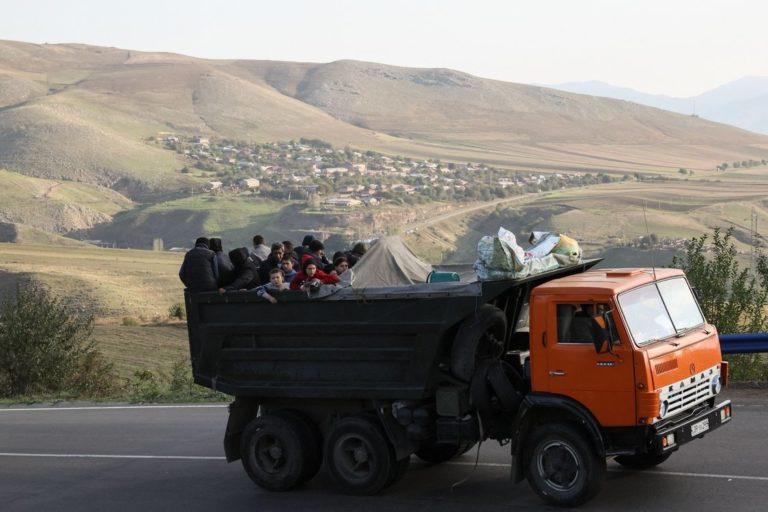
<box><xmin>549</xmin><ymin>370</ymin><xmax>566</xmax><ymax>377</ymax></box>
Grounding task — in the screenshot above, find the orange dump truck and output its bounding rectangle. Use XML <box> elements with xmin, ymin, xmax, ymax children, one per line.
<box><xmin>186</xmin><ymin>263</ymin><xmax>731</xmax><ymax>507</ymax></box>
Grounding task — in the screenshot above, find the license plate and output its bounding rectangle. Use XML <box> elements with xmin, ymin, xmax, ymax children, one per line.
<box><xmin>691</xmin><ymin>418</ymin><xmax>710</xmax><ymax>437</ymax></box>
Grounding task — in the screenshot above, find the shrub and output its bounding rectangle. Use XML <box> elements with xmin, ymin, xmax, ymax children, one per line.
<box><xmin>122</xmin><ymin>316</ymin><xmax>140</xmax><ymax>326</ymax></box>
<box><xmin>168</xmin><ymin>302</ymin><xmax>186</xmax><ymax>320</ymax></box>
<box><xmin>0</xmin><ymin>282</ymin><xmax>115</xmax><ymax>397</ymax></box>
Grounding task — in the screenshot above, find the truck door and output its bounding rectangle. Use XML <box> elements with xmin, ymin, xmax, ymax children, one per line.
<box><xmin>544</xmin><ymin>300</ymin><xmax>636</xmax><ymax>427</ymax></box>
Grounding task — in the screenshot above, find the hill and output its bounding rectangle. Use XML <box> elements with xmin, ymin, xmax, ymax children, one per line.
<box><xmin>552</xmin><ymin>77</ymin><xmax>768</xmax><ymax>135</ymax></box>
<box><xmin>0</xmin><ymin>169</ymin><xmax>133</xmax><ymax>233</ymax></box>
<box><xmin>402</xmin><ymin>179</ymin><xmax>768</xmax><ymax>265</ymax></box>
<box><xmin>2</xmin><ymin>38</ymin><xmax>767</xmax><ymax>200</ymax></box>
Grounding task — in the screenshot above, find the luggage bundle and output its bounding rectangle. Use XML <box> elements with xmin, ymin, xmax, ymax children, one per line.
<box><xmin>474</xmin><ymin>228</ymin><xmax>582</xmax><ymax>280</ymax></box>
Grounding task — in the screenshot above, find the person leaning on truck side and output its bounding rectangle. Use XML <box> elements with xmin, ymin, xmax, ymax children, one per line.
<box><xmin>178</xmin><ymin>237</ymin><xmax>219</xmax><ymax>293</ymax></box>
<box><xmin>209</xmin><ymin>237</ymin><xmax>234</xmax><ymax>287</ymax></box>
<box><xmin>220</xmin><ymin>247</ymin><xmax>260</xmax><ymax>292</ymax></box>
<box><xmin>249</xmin><ymin>235</ymin><xmax>270</xmax><ymax>262</ymax></box>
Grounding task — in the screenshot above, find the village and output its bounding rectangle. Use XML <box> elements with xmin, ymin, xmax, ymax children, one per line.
<box><xmin>152</xmin><ymin>135</ymin><xmax>617</xmax><ymax>209</ymax></box>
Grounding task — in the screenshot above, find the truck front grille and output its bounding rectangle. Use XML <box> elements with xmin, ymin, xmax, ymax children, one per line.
<box><xmin>658</xmin><ymin>364</ymin><xmax>720</xmax><ymax>420</ymax></box>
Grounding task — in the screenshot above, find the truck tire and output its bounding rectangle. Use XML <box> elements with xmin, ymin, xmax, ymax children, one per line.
<box><xmin>240</xmin><ymin>413</ymin><xmax>310</xmax><ymax>492</ymax></box>
<box><xmin>451</xmin><ymin>305</ymin><xmax>507</xmax><ymax>382</ymax></box>
<box><xmin>524</xmin><ymin>423</ymin><xmax>605</xmax><ymax>507</ymax></box>
<box><xmin>272</xmin><ymin>409</ymin><xmax>323</xmax><ymax>482</ymax></box>
<box><xmin>614</xmin><ymin>452</ymin><xmax>671</xmax><ymax>469</ymax></box>
<box><xmin>415</xmin><ymin>440</ymin><xmax>475</xmax><ymax>464</ymax></box>
<box><xmin>325</xmin><ymin>415</ymin><xmax>396</xmax><ymax>495</ymax></box>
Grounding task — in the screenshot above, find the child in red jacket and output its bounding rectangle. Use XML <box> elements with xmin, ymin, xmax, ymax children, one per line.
<box><xmin>290</xmin><ymin>260</ymin><xmax>340</xmax><ymax>291</ymax></box>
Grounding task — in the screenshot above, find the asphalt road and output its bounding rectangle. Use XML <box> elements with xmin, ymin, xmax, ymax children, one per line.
<box><xmin>1</xmin><ymin>389</ymin><xmax>766</xmax><ymax>512</ymax></box>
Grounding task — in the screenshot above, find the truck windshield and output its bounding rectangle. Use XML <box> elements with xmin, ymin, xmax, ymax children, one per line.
<box><xmin>618</xmin><ymin>277</ymin><xmax>704</xmax><ymax>346</ymax></box>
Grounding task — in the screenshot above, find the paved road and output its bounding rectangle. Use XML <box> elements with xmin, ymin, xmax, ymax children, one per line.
<box><xmin>1</xmin><ymin>389</ymin><xmax>766</xmax><ymax>512</ymax></box>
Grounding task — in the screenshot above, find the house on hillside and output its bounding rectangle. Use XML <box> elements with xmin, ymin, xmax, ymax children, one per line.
<box><xmin>240</xmin><ymin>178</ymin><xmax>260</xmax><ymax>189</ymax></box>
<box><xmin>206</xmin><ymin>181</ymin><xmax>223</xmax><ymax>191</ymax></box>
<box><xmin>323</xmin><ymin>197</ymin><xmax>362</xmax><ymax>208</ymax></box>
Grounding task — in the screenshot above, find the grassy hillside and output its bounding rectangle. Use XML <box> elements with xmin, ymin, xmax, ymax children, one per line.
<box><xmin>84</xmin><ymin>195</ymin><xmax>290</xmax><ymax>248</ymax></box>
<box><xmin>0</xmin><ymin>243</ymin><xmax>183</xmax><ymax>319</ymax></box>
<box><xmin>404</xmin><ymin>177</ymin><xmax>768</xmax><ymax>265</ymax></box>
<box><xmin>0</xmin><ymin>169</ymin><xmax>133</xmax><ymax>233</ymax></box>
<box><xmin>2</xmin><ymin>38</ymin><xmax>766</xmax><ymax>199</ymax></box>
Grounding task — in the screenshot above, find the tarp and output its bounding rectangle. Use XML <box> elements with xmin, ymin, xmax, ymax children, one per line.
<box><xmin>351</xmin><ymin>236</ymin><xmax>434</xmax><ymax>288</ymax></box>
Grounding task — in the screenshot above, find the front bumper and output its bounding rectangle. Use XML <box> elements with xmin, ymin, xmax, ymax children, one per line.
<box><xmin>653</xmin><ymin>400</ymin><xmax>732</xmax><ymax>454</ymax></box>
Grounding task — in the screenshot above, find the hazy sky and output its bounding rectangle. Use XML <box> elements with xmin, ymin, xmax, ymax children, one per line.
<box><xmin>2</xmin><ymin>0</ymin><xmax>767</xmax><ymax>97</ymax></box>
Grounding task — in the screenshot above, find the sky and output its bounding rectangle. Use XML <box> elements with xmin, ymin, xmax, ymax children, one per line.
<box><xmin>2</xmin><ymin>0</ymin><xmax>767</xmax><ymax>97</ymax></box>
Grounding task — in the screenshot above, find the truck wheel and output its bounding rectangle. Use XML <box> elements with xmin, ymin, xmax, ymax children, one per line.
<box><xmin>415</xmin><ymin>440</ymin><xmax>475</xmax><ymax>464</ymax></box>
<box><xmin>325</xmin><ymin>415</ymin><xmax>396</xmax><ymax>495</ymax></box>
<box><xmin>614</xmin><ymin>452</ymin><xmax>671</xmax><ymax>469</ymax></box>
<box><xmin>451</xmin><ymin>305</ymin><xmax>507</xmax><ymax>382</ymax></box>
<box><xmin>240</xmin><ymin>413</ymin><xmax>309</xmax><ymax>491</ymax></box>
<box><xmin>525</xmin><ymin>423</ymin><xmax>605</xmax><ymax>507</ymax></box>
<box><xmin>272</xmin><ymin>409</ymin><xmax>323</xmax><ymax>481</ymax></box>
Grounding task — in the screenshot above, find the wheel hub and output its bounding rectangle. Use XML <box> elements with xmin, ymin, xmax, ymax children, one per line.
<box><xmin>353</xmin><ymin>446</ymin><xmax>368</xmax><ymax>463</ymax></box>
<box><xmin>268</xmin><ymin>445</ymin><xmax>283</xmax><ymax>459</ymax></box>
<box><xmin>538</xmin><ymin>441</ymin><xmax>580</xmax><ymax>491</ymax></box>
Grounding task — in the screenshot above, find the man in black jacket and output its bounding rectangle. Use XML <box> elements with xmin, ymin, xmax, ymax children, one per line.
<box><xmin>179</xmin><ymin>237</ymin><xmax>219</xmax><ymax>293</ymax></box>
<box><xmin>258</xmin><ymin>242</ymin><xmax>285</xmax><ymax>284</ymax></box>
<box><xmin>221</xmin><ymin>247</ymin><xmax>260</xmax><ymax>292</ymax></box>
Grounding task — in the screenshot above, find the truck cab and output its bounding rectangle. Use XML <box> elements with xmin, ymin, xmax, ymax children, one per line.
<box><xmin>511</xmin><ymin>267</ymin><xmax>731</xmax><ymax>504</ymax></box>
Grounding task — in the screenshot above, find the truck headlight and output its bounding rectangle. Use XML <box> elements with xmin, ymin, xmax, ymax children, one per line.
<box><xmin>659</xmin><ymin>400</ymin><xmax>668</xmax><ymax>418</ymax></box>
<box><xmin>711</xmin><ymin>375</ymin><xmax>722</xmax><ymax>395</ymax></box>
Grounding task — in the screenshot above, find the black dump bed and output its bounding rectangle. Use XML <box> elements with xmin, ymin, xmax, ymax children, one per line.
<box><xmin>185</xmin><ymin>260</ymin><xmax>600</xmax><ymax>399</ymax></box>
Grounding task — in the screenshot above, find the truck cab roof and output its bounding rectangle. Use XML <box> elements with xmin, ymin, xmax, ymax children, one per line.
<box><xmin>534</xmin><ymin>267</ymin><xmax>685</xmax><ymax>296</ymax></box>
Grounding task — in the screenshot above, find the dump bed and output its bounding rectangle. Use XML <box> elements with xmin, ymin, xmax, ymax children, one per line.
<box><xmin>185</xmin><ymin>260</ymin><xmax>600</xmax><ymax>399</ymax></box>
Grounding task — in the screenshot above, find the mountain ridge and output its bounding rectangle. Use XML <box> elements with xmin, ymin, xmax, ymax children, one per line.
<box><xmin>552</xmin><ymin>76</ymin><xmax>768</xmax><ymax>134</ymax></box>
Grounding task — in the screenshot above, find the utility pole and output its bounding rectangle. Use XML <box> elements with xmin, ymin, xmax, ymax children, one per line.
<box><xmin>750</xmin><ymin>207</ymin><xmax>759</xmax><ymax>272</ymax></box>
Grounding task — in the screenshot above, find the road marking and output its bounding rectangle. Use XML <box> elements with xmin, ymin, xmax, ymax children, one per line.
<box><xmin>1</xmin><ymin>453</ymin><xmax>764</xmax><ymax>483</ymax></box>
<box><xmin>0</xmin><ymin>453</ymin><xmax>226</xmax><ymax>461</ymax></box>
<box><xmin>445</xmin><ymin>461</ymin><xmax>768</xmax><ymax>482</ymax></box>
<box><xmin>0</xmin><ymin>404</ymin><xmax>227</xmax><ymax>412</ymax></box>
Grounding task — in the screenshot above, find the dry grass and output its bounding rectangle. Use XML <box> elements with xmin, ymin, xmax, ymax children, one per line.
<box><xmin>93</xmin><ymin>324</ymin><xmax>189</xmax><ymax>378</ymax></box>
<box><xmin>0</xmin><ymin>243</ymin><xmax>183</xmax><ymax>319</ymax></box>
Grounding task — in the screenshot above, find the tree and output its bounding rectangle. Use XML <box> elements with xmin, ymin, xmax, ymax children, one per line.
<box><xmin>672</xmin><ymin>228</ymin><xmax>768</xmax><ymax>382</ymax></box>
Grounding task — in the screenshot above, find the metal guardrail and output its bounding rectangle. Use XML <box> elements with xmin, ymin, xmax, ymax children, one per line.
<box><xmin>719</xmin><ymin>333</ymin><xmax>768</xmax><ymax>354</ymax></box>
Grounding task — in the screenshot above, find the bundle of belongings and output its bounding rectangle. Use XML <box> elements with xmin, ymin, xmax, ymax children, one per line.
<box><xmin>473</xmin><ymin>228</ymin><xmax>582</xmax><ymax>281</ymax></box>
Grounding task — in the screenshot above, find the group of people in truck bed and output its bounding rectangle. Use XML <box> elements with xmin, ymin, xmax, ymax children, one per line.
<box><xmin>178</xmin><ymin>234</ymin><xmax>366</xmax><ymax>302</ymax></box>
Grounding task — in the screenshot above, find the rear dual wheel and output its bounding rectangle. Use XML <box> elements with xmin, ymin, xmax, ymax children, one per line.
<box><xmin>240</xmin><ymin>410</ymin><xmax>322</xmax><ymax>492</ymax></box>
<box><xmin>325</xmin><ymin>415</ymin><xmax>408</xmax><ymax>494</ymax></box>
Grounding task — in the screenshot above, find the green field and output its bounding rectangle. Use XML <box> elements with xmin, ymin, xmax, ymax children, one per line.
<box><xmin>87</xmin><ymin>195</ymin><xmax>291</xmax><ymax>248</ymax></box>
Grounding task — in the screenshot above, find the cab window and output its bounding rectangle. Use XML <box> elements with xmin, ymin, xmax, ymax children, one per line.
<box><xmin>556</xmin><ymin>303</ymin><xmax>610</xmax><ymax>344</ymax></box>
